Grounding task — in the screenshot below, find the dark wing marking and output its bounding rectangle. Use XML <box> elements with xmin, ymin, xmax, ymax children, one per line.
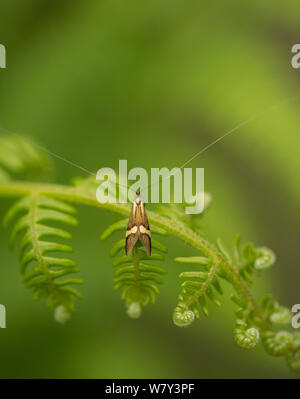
<box><xmin>126</xmin><ymin>233</ymin><xmax>139</xmax><ymax>256</ymax></box>
<box><xmin>139</xmin><ymin>233</ymin><xmax>151</xmax><ymax>256</ymax></box>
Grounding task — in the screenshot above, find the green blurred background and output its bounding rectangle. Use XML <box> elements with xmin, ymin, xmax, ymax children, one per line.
<box><xmin>0</xmin><ymin>0</ymin><xmax>299</xmax><ymax>378</ymax></box>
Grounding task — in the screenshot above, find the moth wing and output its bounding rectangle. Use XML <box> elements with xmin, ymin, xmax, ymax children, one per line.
<box><xmin>126</xmin><ymin>233</ymin><xmax>139</xmax><ymax>256</ymax></box>
<box><xmin>127</xmin><ymin>203</ymin><xmax>136</xmax><ymax>229</ymax></box>
<box><xmin>139</xmin><ymin>230</ymin><xmax>151</xmax><ymax>256</ymax></box>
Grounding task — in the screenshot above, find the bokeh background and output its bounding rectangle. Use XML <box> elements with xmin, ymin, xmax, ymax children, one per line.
<box><xmin>0</xmin><ymin>0</ymin><xmax>299</xmax><ymax>378</ymax></box>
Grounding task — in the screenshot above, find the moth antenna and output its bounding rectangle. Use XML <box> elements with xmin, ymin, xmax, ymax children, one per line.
<box><xmin>139</xmin><ymin>94</ymin><xmax>300</xmax><ymax>195</ymax></box>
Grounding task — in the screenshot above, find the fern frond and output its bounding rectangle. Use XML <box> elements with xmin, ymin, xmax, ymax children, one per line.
<box><xmin>234</xmin><ymin>319</ymin><xmax>260</xmax><ymax>349</ymax></box>
<box><xmin>173</xmin><ymin>255</ymin><xmax>223</xmax><ymax>326</ymax></box>
<box><xmin>259</xmin><ymin>294</ymin><xmax>291</xmax><ymax>326</ymax></box>
<box><xmin>230</xmin><ymin>293</ymin><xmax>261</xmax><ymax>349</ymax></box>
<box><xmin>262</xmin><ymin>331</ymin><xmax>293</xmax><ymax>357</ymax></box>
<box><xmin>285</xmin><ymin>333</ymin><xmax>300</xmax><ymax>372</ymax></box>
<box><xmin>217</xmin><ymin>236</ymin><xmax>276</xmax><ymax>286</ymax></box>
<box><xmin>3</xmin><ymin>193</ymin><xmax>83</xmax><ymax>322</ymax></box>
<box><xmin>101</xmin><ymin>220</ymin><xmax>167</xmax><ymax>318</ymax></box>
<box><xmin>0</xmin><ymin>134</ymin><xmax>52</xmax><ymax>180</ymax></box>
<box><xmin>155</xmin><ymin>192</ymin><xmax>212</xmax><ymax>234</ymax></box>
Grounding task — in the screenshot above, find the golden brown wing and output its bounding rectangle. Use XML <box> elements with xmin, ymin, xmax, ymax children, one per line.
<box><xmin>125</xmin><ymin>231</ymin><xmax>139</xmax><ymax>256</ymax></box>
<box><xmin>139</xmin><ymin>228</ymin><xmax>151</xmax><ymax>256</ymax></box>
<box><xmin>125</xmin><ymin>197</ymin><xmax>151</xmax><ymax>256</ymax></box>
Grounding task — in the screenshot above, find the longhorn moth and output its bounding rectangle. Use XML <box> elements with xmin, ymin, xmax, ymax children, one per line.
<box><xmin>125</xmin><ymin>191</ymin><xmax>151</xmax><ymax>256</ymax></box>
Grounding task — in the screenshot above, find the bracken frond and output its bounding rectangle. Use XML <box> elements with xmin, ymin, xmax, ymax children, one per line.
<box><xmin>0</xmin><ymin>134</ymin><xmax>52</xmax><ymax>181</ymax></box>
<box><xmin>173</xmin><ymin>255</ymin><xmax>223</xmax><ymax>326</ymax></box>
<box><xmin>101</xmin><ymin>220</ymin><xmax>167</xmax><ymax>318</ymax></box>
<box><xmin>3</xmin><ymin>193</ymin><xmax>83</xmax><ymax>322</ymax></box>
<box><xmin>217</xmin><ymin>236</ymin><xmax>276</xmax><ymax>286</ymax></box>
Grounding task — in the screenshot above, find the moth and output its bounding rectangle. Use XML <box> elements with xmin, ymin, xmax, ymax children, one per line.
<box><xmin>126</xmin><ymin>191</ymin><xmax>151</xmax><ymax>256</ymax></box>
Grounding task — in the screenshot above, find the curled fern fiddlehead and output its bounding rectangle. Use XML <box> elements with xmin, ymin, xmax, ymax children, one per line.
<box><xmin>285</xmin><ymin>333</ymin><xmax>300</xmax><ymax>372</ymax></box>
<box><xmin>217</xmin><ymin>236</ymin><xmax>276</xmax><ymax>286</ymax></box>
<box><xmin>269</xmin><ymin>306</ymin><xmax>291</xmax><ymax>325</ymax></box>
<box><xmin>3</xmin><ymin>193</ymin><xmax>83</xmax><ymax>322</ymax></box>
<box><xmin>262</xmin><ymin>331</ymin><xmax>294</xmax><ymax>357</ymax></box>
<box><xmin>101</xmin><ymin>219</ymin><xmax>168</xmax><ymax>318</ymax></box>
<box><xmin>259</xmin><ymin>294</ymin><xmax>292</xmax><ymax>327</ymax></box>
<box><xmin>234</xmin><ymin>320</ymin><xmax>260</xmax><ymax>349</ymax></box>
<box><xmin>173</xmin><ymin>303</ymin><xmax>195</xmax><ymax>327</ymax></box>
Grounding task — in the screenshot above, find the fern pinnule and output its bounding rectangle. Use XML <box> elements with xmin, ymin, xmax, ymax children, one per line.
<box><xmin>173</xmin><ymin>255</ymin><xmax>223</xmax><ymax>326</ymax></box>
<box><xmin>101</xmin><ymin>219</ymin><xmax>167</xmax><ymax>318</ymax></box>
<box><xmin>285</xmin><ymin>333</ymin><xmax>300</xmax><ymax>372</ymax></box>
<box><xmin>216</xmin><ymin>236</ymin><xmax>276</xmax><ymax>286</ymax></box>
<box><xmin>0</xmin><ymin>134</ymin><xmax>52</xmax><ymax>180</ymax></box>
<box><xmin>234</xmin><ymin>319</ymin><xmax>260</xmax><ymax>349</ymax></box>
<box><xmin>155</xmin><ymin>192</ymin><xmax>212</xmax><ymax>234</ymax></box>
<box><xmin>3</xmin><ymin>193</ymin><xmax>83</xmax><ymax>322</ymax></box>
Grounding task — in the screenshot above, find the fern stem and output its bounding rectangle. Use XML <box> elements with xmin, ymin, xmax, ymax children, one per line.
<box><xmin>132</xmin><ymin>246</ymin><xmax>141</xmax><ymax>289</ymax></box>
<box><xmin>28</xmin><ymin>193</ymin><xmax>61</xmax><ymax>302</ymax></box>
<box><xmin>185</xmin><ymin>264</ymin><xmax>218</xmax><ymax>308</ymax></box>
<box><xmin>221</xmin><ymin>260</ymin><xmax>268</xmax><ymax>328</ymax></box>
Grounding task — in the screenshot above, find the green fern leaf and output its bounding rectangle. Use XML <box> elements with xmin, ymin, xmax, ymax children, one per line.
<box><xmin>101</xmin><ymin>220</ymin><xmax>167</xmax><ymax>318</ymax></box>
<box><xmin>3</xmin><ymin>193</ymin><xmax>83</xmax><ymax>322</ymax></box>
<box><xmin>173</xmin><ymin>255</ymin><xmax>223</xmax><ymax>326</ymax></box>
<box><xmin>0</xmin><ymin>134</ymin><xmax>52</xmax><ymax>180</ymax></box>
<box><xmin>217</xmin><ymin>236</ymin><xmax>276</xmax><ymax>286</ymax></box>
